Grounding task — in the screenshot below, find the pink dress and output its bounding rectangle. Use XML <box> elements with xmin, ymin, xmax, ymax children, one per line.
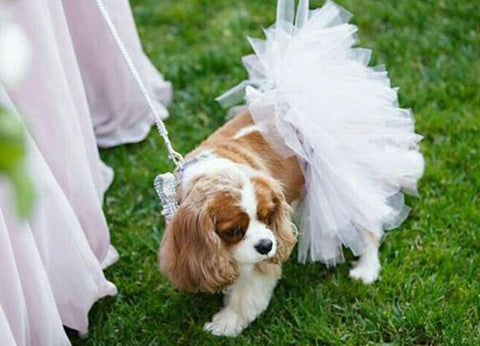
<box><xmin>0</xmin><ymin>0</ymin><xmax>172</xmax><ymax>344</ymax></box>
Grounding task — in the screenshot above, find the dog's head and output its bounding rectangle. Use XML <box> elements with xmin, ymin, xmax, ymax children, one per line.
<box><xmin>159</xmin><ymin>166</ymin><xmax>297</xmax><ymax>293</ymax></box>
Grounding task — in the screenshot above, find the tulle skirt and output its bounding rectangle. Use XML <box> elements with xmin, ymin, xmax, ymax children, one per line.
<box><xmin>219</xmin><ymin>0</ymin><xmax>424</xmax><ymax>265</ymax></box>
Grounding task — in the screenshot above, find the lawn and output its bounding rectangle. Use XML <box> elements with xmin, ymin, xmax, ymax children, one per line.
<box><xmin>71</xmin><ymin>0</ymin><xmax>480</xmax><ymax>344</ymax></box>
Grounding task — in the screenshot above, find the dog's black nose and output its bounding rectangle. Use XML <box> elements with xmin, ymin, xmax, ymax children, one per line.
<box><xmin>255</xmin><ymin>239</ymin><xmax>273</xmax><ymax>255</ymax></box>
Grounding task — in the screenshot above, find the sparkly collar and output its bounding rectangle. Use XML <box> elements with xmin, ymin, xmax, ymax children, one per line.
<box><xmin>175</xmin><ymin>151</ymin><xmax>215</xmax><ymax>182</ymax></box>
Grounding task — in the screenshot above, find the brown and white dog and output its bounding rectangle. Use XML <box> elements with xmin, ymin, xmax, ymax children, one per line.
<box><xmin>159</xmin><ymin>111</ymin><xmax>381</xmax><ymax>336</ymax></box>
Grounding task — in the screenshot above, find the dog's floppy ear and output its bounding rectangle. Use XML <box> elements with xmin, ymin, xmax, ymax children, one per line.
<box><xmin>159</xmin><ymin>203</ymin><xmax>238</xmax><ymax>293</ymax></box>
<box><xmin>270</xmin><ymin>183</ymin><xmax>297</xmax><ymax>264</ymax></box>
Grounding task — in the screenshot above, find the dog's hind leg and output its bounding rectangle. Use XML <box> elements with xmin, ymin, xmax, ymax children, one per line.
<box><xmin>349</xmin><ymin>231</ymin><xmax>381</xmax><ymax>284</ymax></box>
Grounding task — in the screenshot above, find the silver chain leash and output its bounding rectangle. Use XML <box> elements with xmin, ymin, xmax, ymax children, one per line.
<box><xmin>94</xmin><ymin>0</ymin><xmax>182</xmax><ymax>220</ymax></box>
<box><xmin>93</xmin><ymin>0</ymin><xmax>184</xmax><ymax>167</ymax></box>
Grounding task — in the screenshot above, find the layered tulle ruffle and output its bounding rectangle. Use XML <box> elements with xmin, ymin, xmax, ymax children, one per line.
<box><xmin>219</xmin><ymin>0</ymin><xmax>424</xmax><ymax>265</ymax></box>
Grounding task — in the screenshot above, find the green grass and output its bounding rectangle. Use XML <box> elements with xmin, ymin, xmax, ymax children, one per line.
<box><xmin>71</xmin><ymin>0</ymin><xmax>480</xmax><ymax>344</ymax></box>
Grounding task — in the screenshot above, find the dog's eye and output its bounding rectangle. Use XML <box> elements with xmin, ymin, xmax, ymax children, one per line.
<box><xmin>225</xmin><ymin>227</ymin><xmax>243</xmax><ymax>238</ymax></box>
<box><xmin>260</xmin><ymin>211</ymin><xmax>275</xmax><ymax>225</ymax></box>
<box><xmin>266</xmin><ymin>211</ymin><xmax>275</xmax><ymax>225</ymax></box>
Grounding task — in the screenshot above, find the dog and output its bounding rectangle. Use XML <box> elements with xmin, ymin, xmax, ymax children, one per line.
<box><xmin>159</xmin><ymin>111</ymin><xmax>383</xmax><ymax>336</ymax></box>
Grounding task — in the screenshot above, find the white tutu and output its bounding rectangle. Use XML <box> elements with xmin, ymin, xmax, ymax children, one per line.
<box><xmin>218</xmin><ymin>0</ymin><xmax>424</xmax><ymax>265</ymax></box>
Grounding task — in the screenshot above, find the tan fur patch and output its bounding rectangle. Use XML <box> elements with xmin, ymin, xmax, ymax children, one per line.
<box><xmin>210</xmin><ymin>191</ymin><xmax>250</xmax><ymax>246</ymax></box>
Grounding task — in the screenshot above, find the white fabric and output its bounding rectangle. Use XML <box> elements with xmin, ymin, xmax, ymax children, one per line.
<box><xmin>219</xmin><ymin>0</ymin><xmax>424</xmax><ymax>265</ymax></box>
<box><xmin>0</xmin><ymin>0</ymin><xmax>171</xmax><ymax>344</ymax></box>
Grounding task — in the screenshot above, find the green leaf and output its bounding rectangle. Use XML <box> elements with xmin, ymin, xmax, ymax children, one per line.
<box><xmin>0</xmin><ymin>108</ymin><xmax>34</xmax><ymax>218</ymax></box>
<box><xmin>0</xmin><ymin>108</ymin><xmax>26</xmax><ymax>171</ymax></box>
<box><xmin>7</xmin><ymin>162</ymin><xmax>35</xmax><ymax>219</ymax></box>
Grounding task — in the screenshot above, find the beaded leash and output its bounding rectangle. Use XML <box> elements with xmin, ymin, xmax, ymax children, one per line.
<box><xmin>94</xmin><ymin>0</ymin><xmax>183</xmax><ymax>221</ymax></box>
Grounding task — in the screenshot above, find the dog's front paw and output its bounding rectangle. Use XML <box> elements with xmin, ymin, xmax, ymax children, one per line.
<box><xmin>203</xmin><ymin>309</ymin><xmax>245</xmax><ymax>337</ymax></box>
<box><xmin>349</xmin><ymin>259</ymin><xmax>380</xmax><ymax>284</ymax></box>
